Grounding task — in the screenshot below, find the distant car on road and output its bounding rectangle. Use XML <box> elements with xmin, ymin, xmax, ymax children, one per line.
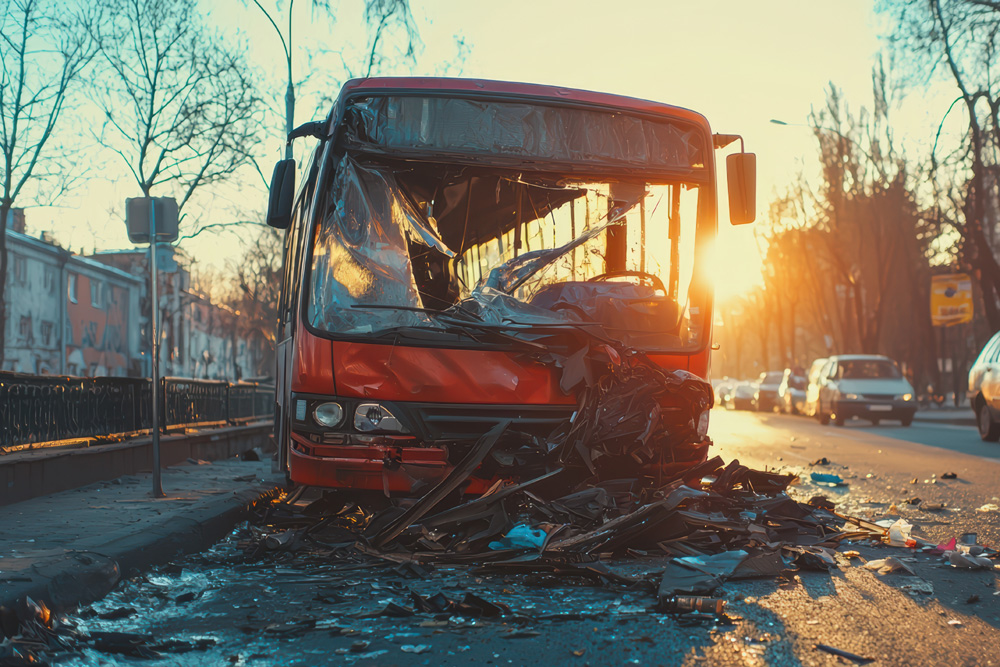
<box><xmin>753</xmin><ymin>371</ymin><xmax>785</xmax><ymax>412</ymax></box>
<box><xmin>727</xmin><ymin>381</ymin><xmax>756</xmax><ymax>411</ymax></box>
<box><xmin>778</xmin><ymin>369</ymin><xmax>808</xmax><ymax>414</ymax></box>
<box><xmin>969</xmin><ymin>331</ymin><xmax>1000</xmax><ymax>441</ymax></box>
<box><xmin>803</xmin><ymin>357</ymin><xmax>828</xmax><ymax>417</ymax></box>
<box><xmin>814</xmin><ymin>354</ymin><xmax>916</xmax><ymax>426</ymax></box>
<box><xmin>712</xmin><ymin>377</ymin><xmax>735</xmax><ymax>407</ymax></box>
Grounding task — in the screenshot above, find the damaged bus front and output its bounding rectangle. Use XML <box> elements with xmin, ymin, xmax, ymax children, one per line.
<box><xmin>268</xmin><ymin>78</ymin><xmax>755</xmax><ymax>493</ymax></box>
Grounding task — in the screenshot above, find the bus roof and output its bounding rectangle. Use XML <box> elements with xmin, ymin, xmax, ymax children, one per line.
<box><xmin>338</xmin><ymin>77</ymin><xmax>712</xmax><ymax>132</ymax></box>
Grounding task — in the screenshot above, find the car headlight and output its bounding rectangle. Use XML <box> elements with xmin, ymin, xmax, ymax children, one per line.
<box><xmin>354</xmin><ymin>403</ymin><xmax>407</xmax><ymax>433</ymax></box>
<box><xmin>313</xmin><ymin>402</ymin><xmax>344</xmax><ymax>427</ymax></box>
<box><xmin>844</xmin><ymin>393</ymin><xmax>859</xmax><ymax>400</ymax></box>
<box><xmin>896</xmin><ymin>393</ymin><xmax>913</xmax><ymax>401</ymax></box>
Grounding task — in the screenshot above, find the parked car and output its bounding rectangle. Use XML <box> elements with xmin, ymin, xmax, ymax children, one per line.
<box><xmin>969</xmin><ymin>331</ymin><xmax>1000</xmax><ymax>441</ymax></box>
<box><xmin>803</xmin><ymin>357</ymin><xmax>828</xmax><ymax>417</ymax></box>
<box><xmin>753</xmin><ymin>371</ymin><xmax>785</xmax><ymax>412</ymax></box>
<box><xmin>778</xmin><ymin>369</ymin><xmax>808</xmax><ymax>414</ymax></box>
<box><xmin>814</xmin><ymin>355</ymin><xmax>916</xmax><ymax>426</ymax></box>
<box><xmin>727</xmin><ymin>381</ymin><xmax>756</xmax><ymax>410</ymax></box>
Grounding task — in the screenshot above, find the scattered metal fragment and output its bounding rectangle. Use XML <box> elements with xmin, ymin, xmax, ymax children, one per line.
<box><xmin>660</xmin><ymin>596</ymin><xmax>726</xmax><ymax>614</ymax></box>
<box><xmin>814</xmin><ymin>643</ymin><xmax>873</xmax><ymax>664</ymax></box>
<box><xmin>947</xmin><ymin>551</ymin><xmax>995</xmax><ymax>569</ymax></box>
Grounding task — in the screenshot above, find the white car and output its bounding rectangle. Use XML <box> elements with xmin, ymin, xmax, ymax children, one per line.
<box><xmin>814</xmin><ymin>355</ymin><xmax>916</xmax><ymax>426</ymax></box>
<box><xmin>969</xmin><ymin>331</ymin><xmax>1000</xmax><ymax>441</ymax></box>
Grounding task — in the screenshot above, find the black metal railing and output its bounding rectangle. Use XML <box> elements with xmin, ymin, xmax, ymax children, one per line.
<box><xmin>0</xmin><ymin>372</ymin><xmax>274</xmax><ymax>450</ymax></box>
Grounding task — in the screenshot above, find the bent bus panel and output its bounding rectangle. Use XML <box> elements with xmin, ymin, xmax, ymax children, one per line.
<box><xmin>274</xmin><ymin>77</ymin><xmax>737</xmax><ymax>493</ymax></box>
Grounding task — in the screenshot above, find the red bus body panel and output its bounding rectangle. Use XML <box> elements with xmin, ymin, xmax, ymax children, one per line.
<box><xmin>330</xmin><ymin>341</ymin><xmax>577</xmax><ymax>404</ymax></box>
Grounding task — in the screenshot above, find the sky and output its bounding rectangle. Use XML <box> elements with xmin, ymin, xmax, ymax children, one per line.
<box><xmin>19</xmin><ymin>0</ymin><xmax>959</xmax><ymax>298</ymax></box>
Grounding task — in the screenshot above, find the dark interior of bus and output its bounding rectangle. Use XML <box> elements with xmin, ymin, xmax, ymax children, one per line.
<box><xmin>370</xmin><ymin>159</ymin><xmax>683</xmax><ymax>343</ymax></box>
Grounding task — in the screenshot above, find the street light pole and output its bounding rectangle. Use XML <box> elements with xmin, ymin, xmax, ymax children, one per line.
<box><xmin>148</xmin><ymin>203</ymin><xmax>163</xmax><ymax>498</ymax></box>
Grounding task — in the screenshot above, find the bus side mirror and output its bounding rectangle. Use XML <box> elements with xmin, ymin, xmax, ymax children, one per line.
<box><xmin>726</xmin><ymin>152</ymin><xmax>756</xmax><ymax>225</ymax></box>
<box><xmin>266</xmin><ymin>158</ymin><xmax>296</xmax><ymax>229</ymax></box>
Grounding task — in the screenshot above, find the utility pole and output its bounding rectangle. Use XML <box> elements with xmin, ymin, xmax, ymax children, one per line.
<box><xmin>126</xmin><ymin>197</ymin><xmax>178</xmax><ymax>499</ymax></box>
<box><xmin>149</xmin><ymin>203</ymin><xmax>163</xmax><ymax>497</ymax></box>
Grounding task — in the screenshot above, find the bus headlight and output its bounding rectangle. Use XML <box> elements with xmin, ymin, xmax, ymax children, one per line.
<box><xmin>697</xmin><ymin>410</ymin><xmax>710</xmax><ymax>438</ymax></box>
<box><xmin>313</xmin><ymin>402</ymin><xmax>345</xmax><ymax>427</ymax></box>
<box><xmin>354</xmin><ymin>403</ymin><xmax>407</xmax><ymax>433</ymax></box>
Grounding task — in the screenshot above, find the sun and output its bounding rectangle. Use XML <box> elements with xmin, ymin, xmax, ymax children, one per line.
<box><xmin>708</xmin><ymin>224</ymin><xmax>764</xmax><ymax>301</ymax></box>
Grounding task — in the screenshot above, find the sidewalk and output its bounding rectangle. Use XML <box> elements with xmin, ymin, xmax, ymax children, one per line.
<box><xmin>913</xmin><ymin>407</ymin><xmax>976</xmax><ymax>427</ymax></box>
<box><xmin>0</xmin><ymin>459</ymin><xmax>283</xmax><ymax>614</ymax></box>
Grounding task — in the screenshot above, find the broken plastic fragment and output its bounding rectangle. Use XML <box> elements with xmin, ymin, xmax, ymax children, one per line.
<box><xmin>885</xmin><ymin>519</ymin><xmax>914</xmax><ymax>547</ymax></box>
<box><xmin>810</xmin><ymin>472</ymin><xmax>845</xmax><ymax>487</ymax></box>
<box><xmin>488</xmin><ymin>524</ymin><xmax>547</xmax><ymax>551</ymax></box>
<box><xmin>401</xmin><ymin>645</ymin><xmax>431</xmax><ymax>654</ymax></box>
<box><xmin>864</xmin><ymin>557</ymin><xmax>915</xmax><ymax>575</ymax></box>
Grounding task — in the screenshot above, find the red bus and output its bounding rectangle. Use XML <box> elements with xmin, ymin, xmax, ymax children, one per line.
<box><xmin>266</xmin><ymin>77</ymin><xmax>755</xmax><ymax>492</ymax></box>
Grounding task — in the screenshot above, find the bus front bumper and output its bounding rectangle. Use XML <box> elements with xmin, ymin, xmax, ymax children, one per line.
<box><xmin>288</xmin><ymin>433</ymin><xmax>496</xmax><ymax>494</ymax></box>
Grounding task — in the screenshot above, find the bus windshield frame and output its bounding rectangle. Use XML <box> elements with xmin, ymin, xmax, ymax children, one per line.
<box><xmin>300</xmin><ymin>92</ymin><xmax>716</xmax><ymax>356</ymax></box>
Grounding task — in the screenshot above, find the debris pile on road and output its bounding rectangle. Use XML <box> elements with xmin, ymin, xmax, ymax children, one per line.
<box><xmin>242</xmin><ymin>344</ymin><xmax>1000</xmax><ymax>620</ymax></box>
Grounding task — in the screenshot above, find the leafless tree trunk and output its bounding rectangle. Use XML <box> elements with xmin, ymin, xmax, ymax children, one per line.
<box><xmin>92</xmin><ymin>0</ymin><xmax>264</xmax><ymax>216</ymax></box>
<box><xmin>0</xmin><ymin>0</ymin><xmax>96</xmax><ymax>369</ymax></box>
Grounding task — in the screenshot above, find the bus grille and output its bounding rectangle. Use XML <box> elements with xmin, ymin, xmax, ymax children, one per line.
<box><xmin>409</xmin><ymin>404</ymin><xmax>576</xmax><ymax>441</ymax></box>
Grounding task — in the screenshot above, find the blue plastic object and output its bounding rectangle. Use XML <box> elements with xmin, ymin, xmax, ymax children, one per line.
<box><xmin>488</xmin><ymin>524</ymin><xmax>547</xmax><ymax>550</ymax></box>
<box><xmin>810</xmin><ymin>472</ymin><xmax>845</xmax><ymax>486</ymax></box>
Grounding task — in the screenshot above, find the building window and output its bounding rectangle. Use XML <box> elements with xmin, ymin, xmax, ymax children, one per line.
<box><xmin>43</xmin><ymin>267</ymin><xmax>56</xmax><ymax>293</ymax></box>
<box><xmin>68</xmin><ymin>274</ymin><xmax>78</xmax><ymax>303</ymax></box>
<box><xmin>13</xmin><ymin>256</ymin><xmax>26</xmax><ymax>284</ymax></box>
<box><xmin>40</xmin><ymin>321</ymin><xmax>53</xmax><ymax>346</ymax></box>
<box><xmin>18</xmin><ymin>316</ymin><xmax>33</xmax><ymax>343</ymax></box>
<box><xmin>91</xmin><ymin>280</ymin><xmax>103</xmax><ymax>308</ymax></box>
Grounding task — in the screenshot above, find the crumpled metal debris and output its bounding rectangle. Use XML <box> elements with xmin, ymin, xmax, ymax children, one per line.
<box><xmin>947</xmin><ymin>551</ymin><xmax>996</xmax><ymax>569</ymax></box>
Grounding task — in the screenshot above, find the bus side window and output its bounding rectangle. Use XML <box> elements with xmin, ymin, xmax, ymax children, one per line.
<box><xmin>279</xmin><ymin>200</ymin><xmax>305</xmax><ymax>331</ymax></box>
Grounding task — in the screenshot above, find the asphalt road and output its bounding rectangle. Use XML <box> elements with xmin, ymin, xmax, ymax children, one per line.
<box><xmin>49</xmin><ymin>410</ymin><xmax>1000</xmax><ymax>667</ymax></box>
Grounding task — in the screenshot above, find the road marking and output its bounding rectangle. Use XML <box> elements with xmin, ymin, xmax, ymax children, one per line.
<box><xmin>910</xmin><ymin>423</ymin><xmax>976</xmax><ymax>432</ymax></box>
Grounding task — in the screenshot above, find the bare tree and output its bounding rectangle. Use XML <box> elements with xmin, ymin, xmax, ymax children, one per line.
<box><xmin>210</xmin><ymin>226</ymin><xmax>283</xmax><ymax>378</ymax></box>
<box><xmin>92</xmin><ymin>0</ymin><xmax>264</xmax><ymax>219</ymax></box>
<box><xmin>0</xmin><ymin>0</ymin><xmax>96</xmax><ymax>368</ymax></box>
<box><xmin>881</xmin><ymin>0</ymin><xmax>1000</xmax><ymax>329</ymax></box>
<box><xmin>734</xmin><ymin>70</ymin><xmax>942</xmax><ymax>388</ymax></box>
<box><xmin>250</xmin><ymin>0</ymin><xmax>419</xmax><ymax>158</ymax></box>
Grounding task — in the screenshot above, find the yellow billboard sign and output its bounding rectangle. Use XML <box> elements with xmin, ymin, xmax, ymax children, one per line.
<box><xmin>931</xmin><ymin>273</ymin><xmax>973</xmax><ymax>327</ymax></box>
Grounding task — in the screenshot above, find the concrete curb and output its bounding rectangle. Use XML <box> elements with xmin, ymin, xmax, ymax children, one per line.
<box><xmin>0</xmin><ymin>422</ymin><xmax>273</xmax><ymax>506</ymax></box>
<box><xmin>0</xmin><ymin>481</ymin><xmax>282</xmax><ymax>614</ymax></box>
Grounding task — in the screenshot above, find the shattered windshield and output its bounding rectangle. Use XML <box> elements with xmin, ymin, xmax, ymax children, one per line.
<box><xmin>306</xmin><ymin>154</ymin><xmax>707</xmax><ymax>351</ymax></box>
